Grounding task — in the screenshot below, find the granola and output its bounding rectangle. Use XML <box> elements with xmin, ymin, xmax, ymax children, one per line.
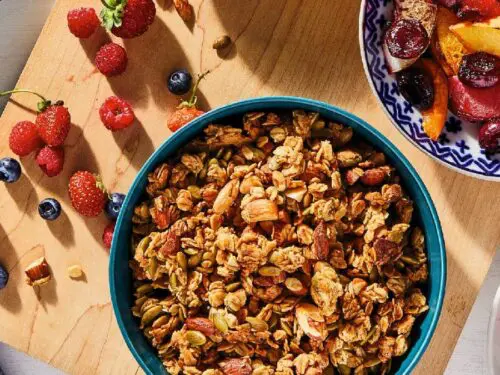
<box><xmin>130</xmin><ymin>110</ymin><xmax>429</xmax><ymax>375</ymax></box>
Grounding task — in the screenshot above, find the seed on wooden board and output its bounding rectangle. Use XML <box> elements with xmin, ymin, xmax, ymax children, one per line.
<box><xmin>213</xmin><ymin>35</ymin><xmax>231</xmax><ymax>50</ymax></box>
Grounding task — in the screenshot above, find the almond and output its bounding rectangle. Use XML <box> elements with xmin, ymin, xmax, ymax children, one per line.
<box><xmin>312</xmin><ymin>221</ymin><xmax>329</xmax><ymax>260</ymax></box>
<box><xmin>241</xmin><ymin>199</ymin><xmax>278</xmax><ymax>223</ymax></box>
<box><xmin>213</xmin><ymin>179</ymin><xmax>240</xmax><ymax>214</ymax></box>
<box><xmin>159</xmin><ymin>231</ymin><xmax>180</xmax><ymax>257</ymax></box>
<box><xmin>219</xmin><ymin>358</ymin><xmax>252</xmax><ymax>375</ymax></box>
<box><xmin>185</xmin><ymin>317</ymin><xmax>216</xmax><ymax>336</ymax></box>
<box><xmin>360</xmin><ymin>168</ymin><xmax>387</xmax><ymax>186</ymax></box>
<box><xmin>25</xmin><ymin>257</ymin><xmax>51</xmax><ymax>286</ymax></box>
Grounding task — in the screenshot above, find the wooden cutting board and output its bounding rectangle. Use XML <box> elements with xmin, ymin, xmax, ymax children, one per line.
<box><xmin>0</xmin><ymin>0</ymin><xmax>499</xmax><ymax>374</ymax></box>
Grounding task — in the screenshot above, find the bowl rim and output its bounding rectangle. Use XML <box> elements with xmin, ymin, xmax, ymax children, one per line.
<box><xmin>109</xmin><ymin>96</ymin><xmax>447</xmax><ymax>375</ymax></box>
<box><xmin>358</xmin><ymin>0</ymin><xmax>499</xmax><ymax>182</ymax></box>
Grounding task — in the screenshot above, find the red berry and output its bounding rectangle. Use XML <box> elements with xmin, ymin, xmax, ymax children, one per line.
<box><xmin>36</xmin><ymin>105</ymin><xmax>71</xmax><ymax>146</ymax></box>
<box><xmin>67</xmin><ymin>7</ymin><xmax>100</xmax><ymax>38</ymax></box>
<box><xmin>9</xmin><ymin>121</ymin><xmax>42</xmax><ymax>156</ymax></box>
<box><xmin>104</xmin><ymin>0</ymin><xmax>156</xmax><ymax>39</ymax></box>
<box><xmin>167</xmin><ymin>107</ymin><xmax>205</xmax><ymax>132</ymax></box>
<box><xmin>102</xmin><ymin>223</ymin><xmax>115</xmax><ymax>249</ymax></box>
<box><xmin>95</xmin><ymin>43</ymin><xmax>128</xmax><ymax>77</ymax></box>
<box><xmin>99</xmin><ymin>96</ymin><xmax>135</xmax><ymax>131</ymax></box>
<box><xmin>35</xmin><ymin>146</ymin><xmax>65</xmax><ymax>177</ymax></box>
<box><xmin>68</xmin><ymin>171</ymin><xmax>107</xmax><ymax>217</ymax></box>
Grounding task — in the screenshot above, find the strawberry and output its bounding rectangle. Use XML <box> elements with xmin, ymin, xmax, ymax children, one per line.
<box><xmin>166</xmin><ymin>71</ymin><xmax>209</xmax><ymax>132</ymax></box>
<box><xmin>0</xmin><ymin>89</ymin><xmax>71</xmax><ymax>147</ymax></box>
<box><xmin>36</xmin><ymin>146</ymin><xmax>65</xmax><ymax>177</ymax></box>
<box><xmin>102</xmin><ymin>222</ymin><xmax>115</xmax><ymax>249</ymax></box>
<box><xmin>100</xmin><ymin>0</ymin><xmax>155</xmax><ymax>39</ymax></box>
<box><xmin>68</xmin><ymin>171</ymin><xmax>107</xmax><ymax>217</ymax></box>
<box><xmin>36</xmin><ymin>104</ymin><xmax>71</xmax><ymax>146</ymax></box>
<box><xmin>9</xmin><ymin>121</ymin><xmax>43</xmax><ymax>156</ymax></box>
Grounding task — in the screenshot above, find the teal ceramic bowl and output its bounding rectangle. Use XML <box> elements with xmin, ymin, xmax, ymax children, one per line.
<box><xmin>109</xmin><ymin>96</ymin><xmax>446</xmax><ymax>375</ymax></box>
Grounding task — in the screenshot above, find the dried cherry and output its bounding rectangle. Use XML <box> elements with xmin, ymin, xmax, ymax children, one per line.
<box><xmin>478</xmin><ymin>118</ymin><xmax>500</xmax><ymax>152</ymax></box>
<box><xmin>386</xmin><ymin>19</ymin><xmax>429</xmax><ymax>59</ymax></box>
<box><xmin>458</xmin><ymin>52</ymin><xmax>500</xmax><ymax>88</ymax></box>
<box><xmin>396</xmin><ymin>67</ymin><xmax>435</xmax><ymax>110</ymax></box>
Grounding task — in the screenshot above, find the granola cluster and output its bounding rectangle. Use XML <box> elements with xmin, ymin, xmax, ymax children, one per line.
<box><xmin>130</xmin><ymin>111</ymin><xmax>429</xmax><ymax>375</ymax></box>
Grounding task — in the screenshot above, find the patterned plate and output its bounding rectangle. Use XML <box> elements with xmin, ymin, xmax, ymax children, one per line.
<box><xmin>359</xmin><ymin>0</ymin><xmax>500</xmax><ymax>181</ymax></box>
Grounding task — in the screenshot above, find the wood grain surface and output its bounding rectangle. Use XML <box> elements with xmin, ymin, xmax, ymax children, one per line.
<box><xmin>0</xmin><ymin>0</ymin><xmax>499</xmax><ymax>374</ymax></box>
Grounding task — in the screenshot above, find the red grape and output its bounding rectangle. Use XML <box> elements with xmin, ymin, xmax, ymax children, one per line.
<box><xmin>459</xmin><ymin>52</ymin><xmax>500</xmax><ymax>88</ymax></box>
<box><xmin>386</xmin><ymin>19</ymin><xmax>429</xmax><ymax>60</ymax></box>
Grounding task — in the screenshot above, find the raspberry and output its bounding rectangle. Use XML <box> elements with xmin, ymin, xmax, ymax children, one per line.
<box><xmin>102</xmin><ymin>223</ymin><xmax>115</xmax><ymax>249</ymax></box>
<box><xmin>9</xmin><ymin>121</ymin><xmax>42</xmax><ymax>156</ymax></box>
<box><xmin>95</xmin><ymin>43</ymin><xmax>128</xmax><ymax>77</ymax></box>
<box><xmin>36</xmin><ymin>105</ymin><xmax>71</xmax><ymax>146</ymax></box>
<box><xmin>68</xmin><ymin>171</ymin><xmax>107</xmax><ymax>217</ymax></box>
<box><xmin>101</xmin><ymin>0</ymin><xmax>155</xmax><ymax>39</ymax></box>
<box><xmin>99</xmin><ymin>96</ymin><xmax>135</xmax><ymax>131</ymax></box>
<box><xmin>35</xmin><ymin>146</ymin><xmax>65</xmax><ymax>177</ymax></box>
<box><xmin>67</xmin><ymin>7</ymin><xmax>100</xmax><ymax>38</ymax></box>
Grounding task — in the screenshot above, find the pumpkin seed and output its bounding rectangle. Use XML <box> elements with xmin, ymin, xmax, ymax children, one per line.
<box><xmin>187</xmin><ymin>185</ymin><xmax>201</xmax><ymax>200</ymax></box>
<box><xmin>141</xmin><ymin>305</ymin><xmax>163</xmax><ymax>326</ymax></box>
<box><xmin>338</xmin><ymin>364</ymin><xmax>351</xmax><ymax>375</ymax></box>
<box><xmin>258</xmin><ymin>266</ymin><xmax>282</xmax><ymax>277</ymax></box>
<box><xmin>152</xmin><ymin>315</ymin><xmax>169</xmax><ymax>328</ymax></box>
<box><xmin>176</xmin><ymin>252</ymin><xmax>187</xmax><ymax>272</ymax></box>
<box><xmin>213</xmin><ymin>313</ymin><xmax>229</xmax><ymax>333</ymax></box>
<box><xmin>188</xmin><ymin>253</ymin><xmax>202</xmax><ymax>268</ymax></box>
<box><xmin>184</xmin><ymin>247</ymin><xmax>199</xmax><ymax>256</ymax></box>
<box><xmin>147</xmin><ymin>257</ymin><xmax>158</xmax><ymax>279</ymax></box>
<box><xmin>225</xmin><ymin>282</ymin><xmax>241</xmax><ymax>292</ymax></box>
<box><xmin>186</xmin><ymin>330</ymin><xmax>207</xmax><ymax>346</ymax></box>
<box><xmin>136</xmin><ymin>284</ymin><xmax>154</xmax><ymax>296</ymax></box>
<box><xmin>246</xmin><ymin>317</ymin><xmax>268</xmax><ymax>332</ymax></box>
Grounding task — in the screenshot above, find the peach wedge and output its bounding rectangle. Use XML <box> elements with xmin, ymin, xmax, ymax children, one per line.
<box><xmin>419</xmin><ymin>59</ymin><xmax>449</xmax><ymax>141</ymax></box>
<box><xmin>450</xmin><ymin>18</ymin><xmax>500</xmax><ymax>58</ymax></box>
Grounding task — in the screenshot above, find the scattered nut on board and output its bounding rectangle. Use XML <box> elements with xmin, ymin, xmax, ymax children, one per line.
<box><xmin>67</xmin><ymin>264</ymin><xmax>83</xmax><ymax>279</ymax></box>
<box><xmin>173</xmin><ymin>0</ymin><xmax>193</xmax><ymax>22</ymax></box>
<box><xmin>25</xmin><ymin>257</ymin><xmax>51</xmax><ymax>286</ymax></box>
<box><xmin>212</xmin><ymin>35</ymin><xmax>232</xmax><ymax>50</ymax></box>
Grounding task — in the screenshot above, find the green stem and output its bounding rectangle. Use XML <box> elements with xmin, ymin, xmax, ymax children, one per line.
<box><xmin>0</xmin><ymin>89</ymin><xmax>47</xmax><ymax>103</ymax></box>
<box><xmin>100</xmin><ymin>0</ymin><xmax>115</xmax><ymax>10</ymax></box>
<box><xmin>187</xmin><ymin>70</ymin><xmax>211</xmax><ymax>106</ymax></box>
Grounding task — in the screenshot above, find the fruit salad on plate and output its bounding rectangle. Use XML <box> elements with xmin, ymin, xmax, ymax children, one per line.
<box><xmin>383</xmin><ymin>0</ymin><xmax>500</xmax><ymax>152</ymax></box>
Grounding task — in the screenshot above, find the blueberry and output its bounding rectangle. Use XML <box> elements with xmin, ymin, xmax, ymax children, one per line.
<box><xmin>0</xmin><ymin>157</ymin><xmax>21</xmax><ymax>183</ymax></box>
<box><xmin>38</xmin><ymin>198</ymin><xmax>62</xmax><ymax>221</ymax></box>
<box><xmin>106</xmin><ymin>192</ymin><xmax>126</xmax><ymax>220</ymax></box>
<box><xmin>0</xmin><ymin>264</ymin><xmax>8</xmax><ymax>289</ymax></box>
<box><xmin>167</xmin><ymin>69</ymin><xmax>192</xmax><ymax>95</ymax></box>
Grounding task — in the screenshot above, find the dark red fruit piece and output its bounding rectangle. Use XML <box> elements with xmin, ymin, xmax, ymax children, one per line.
<box><xmin>386</xmin><ymin>19</ymin><xmax>429</xmax><ymax>60</ymax></box>
<box><xmin>95</xmin><ymin>43</ymin><xmax>128</xmax><ymax>77</ymax></box>
<box><xmin>396</xmin><ymin>67</ymin><xmax>435</xmax><ymax>110</ymax></box>
<box><xmin>36</xmin><ymin>105</ymin><xmax>71</xmax><ymax>147</ymax></box>
<box><xmin>103</xmin><ymin>223</ymin><xmax>115</xmax><ymax>249</ymax></box>
<box><xmin>9</xmin><ymin>121</ymin><xmax>42</xmax><ymax>156</ymax></box>
<box><xmin>101</xmin><ymin>0</ymin><xmax>156</xmax><ymax>39</ymax></box>
<box><xmin>458</xmin><ymin>52</ymin><xmax>500</xmax><ymax>89</ymax></box>
<box><xmin>36</xmin><ymin>146</ymin><xmax>65</xmax><ymax>177</ymax></box>
<box><xmin>99</xmin><ymin>96</ymin><xmax>135</xmax><ymax>131</ymax></box>
<box><xmin>67</xmin><ymin>7</ymin><xmax>100</xmax><ymax>38</ymax></box>
<box><xmin>479</xmin><ymin>118</ymin><xmax>500</xmax><ymax>152</ymax></box>
<box><xmin>68</xmin><ymin>171</ymin><xmax>107</xmax><ymax>217</ymax></box>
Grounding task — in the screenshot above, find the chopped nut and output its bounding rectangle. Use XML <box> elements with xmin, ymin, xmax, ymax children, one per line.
<box><xmin>241</xmin><ymin>199</ymin><xmax>278</xmax><ymax>223</ymax></box>
<box><xmin>25</xmin><ymin>257</ymin><xmax>51</xmax><ymax>286</ymax></box>
<box><xmin>67</xmin><ymin>264</ymin><xmax>83</xmax><ymax>279</ymax></box>
<box><xmin>173</xmin><ymin>0</ymin><xmax>193</xmax><ymax>22</ymax></box>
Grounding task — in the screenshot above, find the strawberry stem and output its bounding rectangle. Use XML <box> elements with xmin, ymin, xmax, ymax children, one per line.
<box><xmin>0</xmin><ymin>88</ymin><xmax>52</xmax><ymax>112</ymax></box>
<box><xmin>0</xmin><ymin>89</ymin><xmax>47</xmax><ymax>103</ymax></box>
<box><xmin>180</xmin><ymin>70</ymin><xmax>211</xmax><ymax>109</ymax></box>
